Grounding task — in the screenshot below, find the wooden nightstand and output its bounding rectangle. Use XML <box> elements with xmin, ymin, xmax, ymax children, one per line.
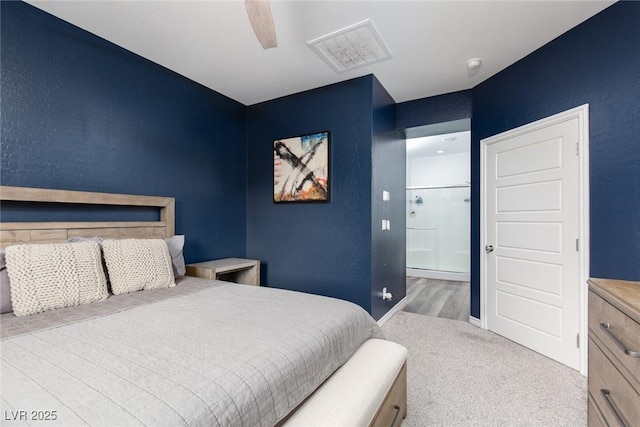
<box><xmin>186</xmin><ymin>258</ymin><xmax>260</xmax><ymax>286</ymax></box>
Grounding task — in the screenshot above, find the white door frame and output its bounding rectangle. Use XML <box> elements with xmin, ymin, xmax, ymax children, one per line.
<box><xmin>480</xmin><ymin>104</ymin><xmax>590</xmax><ymax>375</ymax></box>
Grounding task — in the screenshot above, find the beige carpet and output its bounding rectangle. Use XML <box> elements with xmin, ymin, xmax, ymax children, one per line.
<box><xmin>381</xmin><ymin>311</ymin><xmax>587</xmax><ymax>427</ymax></box>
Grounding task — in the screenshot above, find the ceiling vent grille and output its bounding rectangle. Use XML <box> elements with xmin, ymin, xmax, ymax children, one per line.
<box><xmin>307</xmin><ymin>19</ymin><xmax>392</xmax><ymax>73</ymax></box>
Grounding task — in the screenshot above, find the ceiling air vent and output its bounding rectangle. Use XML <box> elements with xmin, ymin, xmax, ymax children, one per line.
<box><xmin>307</xmin><ymin>19</ymin><xmax>392</xmax><ymax>73</ymax></box>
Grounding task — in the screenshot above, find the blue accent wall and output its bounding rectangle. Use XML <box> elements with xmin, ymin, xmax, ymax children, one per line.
<box><xmin>246</xmin><ymin>77</ymin><xmax>375</xmax><ymax>312</ymax></box>
<box><xmin>246</xmin><ymin>75</ymin><xmax>406</xmax><ymax>319</ymax></box>
<box><xmin>0</xmin><ymin>1</ymin><xmax>248</xmax><ymax>263</ymax></box>
<box><xmin>470</xmin><ymin>1</ymin><xmax>640</xmax><ymax>317</ymax></box>
<box><xmin>396</xmin><ymin>90</ymin><xmax>472</xmax><ymax>130</ymax></box>
<box><xmin>371</xmin><ymin>77</ymin><xmax>406</xmax><ymax>320</ymax></box>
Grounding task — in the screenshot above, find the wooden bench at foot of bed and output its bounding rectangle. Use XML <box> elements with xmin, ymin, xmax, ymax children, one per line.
<box><xmin>282</xmin><ymin>338</ymin><xmax>408</xmax><ymax>427</ymax></box>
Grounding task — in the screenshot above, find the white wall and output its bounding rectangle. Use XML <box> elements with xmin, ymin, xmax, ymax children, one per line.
<box><xmin>408</xmin><ymin>152</ymin><xmax>470</xmax><ymax>187</ymax></box>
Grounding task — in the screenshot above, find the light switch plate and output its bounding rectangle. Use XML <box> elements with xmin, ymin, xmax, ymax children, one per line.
<box><xmin>382</xmin><ymin>190</ymin><xmax>390</xmax><ymax>201</ymax></box>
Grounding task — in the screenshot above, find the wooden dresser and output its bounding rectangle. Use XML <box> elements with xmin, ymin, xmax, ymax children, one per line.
<box><xmin>588</xmin><ymin>278</ymin><xmax>640</xmax><ymax>426</ymax></box>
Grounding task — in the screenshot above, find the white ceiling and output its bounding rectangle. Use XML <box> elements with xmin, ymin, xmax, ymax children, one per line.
<box><xmin>407</xmin><ymin>131</ymin><xmax>470</xmax><ymax>158</ymax></box>
<box><xmin>26</xmin><ymin>0</ymin><xmax>614</xmax><ymax>106</ymax></box>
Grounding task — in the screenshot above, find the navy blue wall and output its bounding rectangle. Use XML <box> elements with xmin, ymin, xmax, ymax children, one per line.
<box><xmin>246</xmin><ymin>77</ymin><xmax>375</xmax><ymax>312</ymax></box>
<box><xmin>0</xmin><ymin>1</ymin><xmax>248</xmax><ymax>263</ymax></box>
<box><xmin>371</xmin><ymin>77</ymin><xmax>406</xmax><ymax>320</ymax></box>
<box><xmin>396</xmin><ymin>90</ymin><xmax>472</xmax><ymax>130</ymax></box>
<box><xmin>470</xmin><ymin>1</ymin><xmax>640</xmax><ymax>317</ymax></box>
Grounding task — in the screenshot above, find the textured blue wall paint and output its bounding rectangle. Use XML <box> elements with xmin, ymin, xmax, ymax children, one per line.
<box><xmin>0</xmin><ymin>202</ymin><xmax>158</xmax><ymax>223</ymax></box>
<box><xmin>470</xmin><ymin>1</ymin><xmax>640</xmax><ymax>318</ymax></box>
<box><xmin>0</xmin><ymin>1</ymin><xmax>248</xmax><ymax>263</ymax></box>
<box><xmin>246</xmin><ymin>77</ymin><xmax>374</xmax><ymax>312</ymax></box>
<box><xmin>371</xmin><ymin>76</ymin><xmax>406</xmax><ymax>320</ymax></box>
<box><xmin>396</xmin><ymin>90</ymin><xmax>472</xmax><ymax>130</ymax></box>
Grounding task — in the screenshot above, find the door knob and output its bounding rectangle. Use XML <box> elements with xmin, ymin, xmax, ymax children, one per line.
<box><xmin>485</xmin><ymin>245</ymin><xmax>494</xmax><ymax>253</ymax></box>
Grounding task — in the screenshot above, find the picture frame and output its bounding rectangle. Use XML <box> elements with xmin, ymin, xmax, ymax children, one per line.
<box><xmin>273</xmin><ymin>131</ymin><xmax>330</xmax><ymax>203</ymax></box>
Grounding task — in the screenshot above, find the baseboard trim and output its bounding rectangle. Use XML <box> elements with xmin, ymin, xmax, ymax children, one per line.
<box><xmin>406</xmin><ymin>268</ymin><xmax>470</xmax><ymax>282</ymax></box>
<box><xmin>377</xmin><ymin>296</ymin><xmax>408</xmax><ymax>327</ymax></box>
<box><xmin>469</xmin><ymin>316</ymin><xmax>481</xmax><ymax>328</ymax></box>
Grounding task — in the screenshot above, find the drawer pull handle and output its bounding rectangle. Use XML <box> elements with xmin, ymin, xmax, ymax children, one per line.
<box><xmin>389</xmin><ymin>405</ymin><xmax>401</xmax><ymax>427</ymax></box>
<box><xmin>599</xmin><ymin>322</ymin><xmax>640</xmax><ymax>358</ymax></box>
<box><xmin>600</xmin><ymin>389</ymin><xmax>627</xmax><ymax>427</ymax></box>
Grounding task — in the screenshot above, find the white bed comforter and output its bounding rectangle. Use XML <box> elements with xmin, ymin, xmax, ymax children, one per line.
<box><xmin>0</xmin><ymin>277</ymin><xmax>382</xmax><ymax>426</ymax></box>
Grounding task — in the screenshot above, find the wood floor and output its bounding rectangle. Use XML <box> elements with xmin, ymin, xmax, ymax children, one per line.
<box><xmin>403</xmin><ymin>276</ymin><xmax>470</xmax><ymax>322</ymax></box>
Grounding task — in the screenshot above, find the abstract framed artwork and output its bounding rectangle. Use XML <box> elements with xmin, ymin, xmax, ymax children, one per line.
<box><xmin>273</xmin><ymin>131</ymin><xmax>330</xmax><ymax>203</ymax></box>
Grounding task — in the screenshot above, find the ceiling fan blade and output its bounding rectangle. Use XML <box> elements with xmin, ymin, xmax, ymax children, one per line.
<box><xmin>245</xmin><ymin>0</ymin><xmax>277</xmax><ymax>49</ymax></box>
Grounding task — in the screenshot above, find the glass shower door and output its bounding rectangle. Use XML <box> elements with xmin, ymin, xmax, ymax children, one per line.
<box><xmin>406</xmin><ymin>186</ymin><xmax>470</xmax><ymax>273</ymax></box>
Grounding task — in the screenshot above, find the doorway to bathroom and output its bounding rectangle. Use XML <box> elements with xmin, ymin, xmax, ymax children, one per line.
<box><xmin>406</xmin><ymin>130</ymin><xmax>470</xmax><ymax>282</ymax></box>
<box><xmin>406</xmin><ymin>131</ymin><xmax>471</xmax><ymax>296</ymax></box>
<box><xmin>400</xmin><ymin>116</ymin><xmax>471</xmax><ymax>321</ymax></box>
<box><xmin>404</xmin><ymin>129</ymin><xmax>471</xmax><ymax>321</ymax></box>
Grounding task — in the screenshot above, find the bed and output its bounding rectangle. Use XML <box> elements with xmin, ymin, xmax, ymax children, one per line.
<box><xmin>0</xmin><ymin>186</ymin><xmax>407</xmax><ymax>427</ymax></box>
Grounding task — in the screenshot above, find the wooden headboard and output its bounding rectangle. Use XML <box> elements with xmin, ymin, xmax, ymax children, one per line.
<box><xmin>0</xmin><ymin>186</ymin><xmax>175</xmax><ymax>249</ymax></box>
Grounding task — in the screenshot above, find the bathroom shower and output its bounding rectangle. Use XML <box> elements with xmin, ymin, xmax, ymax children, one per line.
<box><xmin>406</xmin><ymin>130</ymin><xmax>470</xmax><ymax>280</ymax></box>
<box><xmin>406</xmin><ymin>185</ymin><xmax>470</xmax><ymax>275</ymax></box>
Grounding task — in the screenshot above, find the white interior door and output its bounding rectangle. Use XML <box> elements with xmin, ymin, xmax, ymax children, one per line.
<box><xmin>482</xmin><ymin>109</ymin><xmax>587</xmax><ymax>371</ymax></box>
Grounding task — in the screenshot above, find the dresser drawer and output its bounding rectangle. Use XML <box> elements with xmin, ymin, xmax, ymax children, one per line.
<box><xmin>589</xmin><ymin>290</ymin><xmax>640</xmax><ymax>384</ymax></box>
<box><xmin>587</xmin><ymin>396</ymin><xmax>606</xmax><ymax>427</ymax></box>
<box><xmin>588</xmin><ymin>337</ymin><xmax>640</xmax><ymax>426</ymax></box>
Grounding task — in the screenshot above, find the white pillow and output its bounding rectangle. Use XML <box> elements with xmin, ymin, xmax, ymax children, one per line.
<box><xmin>67</xmin><ymin>236</ymin><xmax>104</xmax><ymax>245</ymax></box>
<box><xmin>164</xmin><ymin>235</ymin><xmax>186</xmax><ymax>277</ymax></box>
<box><xmin>102</xmin><ymin>239</ymin><xmax>175</xmax><ymax>295</ymax></box>
<box><xmin>5</xmin><ymin>241</ymin><xmax>108</xmax><ymax>316</ymax></box>
<box><xmin>0</xmin><ymin>250</ymin><xmax>13</xmax><ymax>314</ymax></box>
